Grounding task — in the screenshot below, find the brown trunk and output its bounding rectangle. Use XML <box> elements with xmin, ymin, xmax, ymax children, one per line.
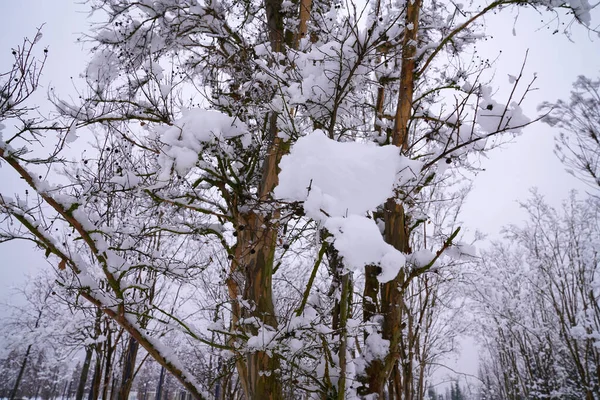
<box><xmin>336</xmin><ymin>273</ymin><xmax>352</xmax><ymax>400</ymax></box>
<box><xmin>359</xmin><ymin>204</ymin><xmax>412</xmax><ymax>397</ymax></box>
<box><xmin>361</xmin><ymin>0</ymin><xmax>422</xmax><ymax>396</ymax></box>
<box><xmin>240</xmin><ymin>207</ymin><xmax>282</xmax><ymax>400</ymax></box>
<box><xmin>382</xmin><ymin>0</ymin><xmax>423</xmax><ymax>394</ymax></box>
<box><xmin>327</xmin><ymin>238</ymin><xmax>351</xmax><ymax>400</ymax></box>
<box><xmin>295</xmin><ymin>0</ymin><xmax>313</xmax><ymax>48</ymax></box>
<box><xmin>402</xmin><ymin>308</ymin><xmax>414</xmax><ymax>400</ymax></box>
<box><xmin>393</xmin><ymin>0</ymin><xmax>421</xmax><ymax>151</ymax></box>
<box><xmin>89</xmin><ymin>312</ymin><xmax>104</xmax><ymax>400</ymax></box>
<box><xmin>225</xmin><ymin>1</ymin><xmax>313</xmax><ymax>398</ymax></box>
<box><xmin>392</xmin><ymin>364</ymin><xmax>402</xmax><ymax>399</ymax></box>
<box><xmin>363</xmin><ymin>265</ymin><xmax>380</xmax><ymax>327</ymax></box>
<box><xmin>227</xmin><ymin>119</ymin><xmax>287</xmax><ymax>399</ymax></box>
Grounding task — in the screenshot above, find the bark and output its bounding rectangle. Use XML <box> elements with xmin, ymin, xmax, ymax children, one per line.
<box><xmin>88</xmin><ymin>311</ymin><xmax>104</xmax><ymax>400</ymax></box>
<box><xmin>109</xmin><ymin>377</ymin><xmax>116</xmax><ymax>400</ymax></box>
<box><xmin>327</xmin><ymin>237</ymin><xmax>351</xmax><ymax>400</ymax></box>
<box><xmin>360</xmin><ymin>0</ymin><xmax>422</xmax><ymax>395</ymax></box>
<box><xmin>9</xmin><ymin>344</ymin><xmax>32</xmax><ymax>400</ymax></box>
<box><xmin>117</xmin><ymin>336</ymin><xmax>139</xmax><ymax>400</ymax></box>
<box><xmin>101</xmin><ymin>329</ymin><xmax>113</xmax><ymax>400</ymax></box>
<box><xmin>61</xmin><ymin>380</ymin><xmax>69</xmax><ymax>400</ymax></box>
<box><xmin>336</xmin><ymin>273</ymin><xmax>352</xmax><ymax>400</ymax></box>
<box><xmin>362</xmin><ymin>221</ymin><xmax>382</xmax><ymax>331</ymax></box>
<box><xmin>225</xmin><ymin>1</ymin><xmax>312</xmax><ymax>399</ymax></box>
<box><xmin>383</xmin><ymin>0</ymin><xmax>423</xmax><ymax>394</ymax></box>
<box><xmin>236</xmin><ymin>205</ymin><xmax>282</xmax><ymax>400</ymax></box>
<box><xmin>295</xmin><ymin>0</ymin><xmax>313</xmax><ymax>48</ymax></box>
<box><xmin>392</xmin><ymin>0</ymin><xmax>422</xmax><ymax>152</ymax></box>
<box><xmin>76</xmin><ymin>346</ymin><xmax>94</xmax><ymax>400</ymax></box>
<box><xmin>156</xmin><ymin>366</ymin><xmax>165</xmax><ymax>400</ymax></box>
<box><xmin>88</xmin><ymin>355</ymin><xmax>102</xmax><ymax>400</ymax></box>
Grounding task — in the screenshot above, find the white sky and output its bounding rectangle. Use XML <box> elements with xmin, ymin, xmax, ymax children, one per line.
<box><xmin>0</xmin><ymin>2</ymin><xmax>90</xmax><ymax>311</ymax></box>
<box><xmin>440</xmin><ymin>7</ymin><xmax>600</xmax><ymax>385</ymax></box>
<box><xmin>0</xmin><ymin>0</ymin><xmax>598</xmax><ymax>388</ymax></box>
<box><xmin>0</xmin><ymin>1</ymin><xmax>91</xmax><ymax>313</ymax></box>
<box><xmin>461</xmin><ymin>7</ymin><xmax>600</xmax><ymax>240</ymax></box>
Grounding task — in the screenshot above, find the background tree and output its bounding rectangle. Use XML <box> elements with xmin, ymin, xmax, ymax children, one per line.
<box><xmin>475</xmin><ymin>192</ymin><xmax>600</xmax><ymax>399</ymax></box>
<box><xmin>0</xmin><ymin>270</ymin><xmax>97</xmax><ymax>400</ymax></box>
<box><xmin>541</xmin><ymin>75</ymin><xmax>600</xmax><ymax>190</ymax></box>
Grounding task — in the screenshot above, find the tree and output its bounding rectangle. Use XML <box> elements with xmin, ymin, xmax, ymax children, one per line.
<box><xmin>0</xmin><ymin>1</ymin><xmax>593</xmax><ymax>399</ymax></box>
<box><xmin>450</xmin><ymin>381</ymin><xmax>464</xmax><ymax>400</ymax></box>
<box><xmin>541</xmin><ymin>75</ymin><xmax>600</xmax><ymax>190</ymax></box>
<box><xmin>476</xmin><ymin>74</ymin><xmax>600</xmax><ymax>400</ymax></box>
<box><xmin>0</xmin><ymin>270</ymin><xmax>97</xmax><ymax>400</ymax></box>
<box><xmin>475</xmin><ymin>192</ymin><xmax>600</xmax><ymax>399</ymax></box>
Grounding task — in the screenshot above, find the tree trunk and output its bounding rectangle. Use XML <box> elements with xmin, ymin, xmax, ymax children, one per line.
<box><xmin>225</xmin><ymin>0</ymin><xmax>313</xmax><ymax>398</ymax></box>
<box><xmin>118</xmin><ymin>336</ymin><xmax>139</xmax><ymax>400</ymax></box>
<box><xmin>101</xmin><ymin>328</ymin><xmax>114</xmax><ymax>400</ymax></box>
<box><xmin>108</xmin><ymin>376</ymin><xmax>117</xmax><ymax>400</ymax></box>
<box><xmin>360</xmin><ymin>0</ymin><xmax>422</xmax><ymax>395</ymax></box>
<box><xmin>11</xmin><ymin>305</ymin><xmax>46</xmax><ymax>400</ymax></box>
<box><xmin>9</xmin><ymin>344</ymin><xmax>32</xmax><ymax>400</ymax></box>
<box><xmin>76</xmin><ymin>346</ymin><xmax>94</xmax><ymax>400</ymax></box>
<box><xmin>336</xmin><ymin>273</ymin><xmax>352</xmax><ymax>400</ymax></box>
<box><xmin>88</xmin><ymin>311</ymin><xmax>105</xmax><ymax>400</ymax></box>
<box><xmin>62</xmin><ymin>380</ymin><xmax>70</xmax><ymax>400</ymax></box>
<box><xmin>156</xmin><ymin>366</ymin><xmax>165</xmax><ymax>400</ymax></box>
<box><xmin>326</xmin><ymin>236</ymin><xmax>352</xmax><ymax>400</ymax></box>
<box><xmin>164</xmin><ymin>374</ymin><xmax>170</xmax><ymax>400</ymax></box>
<box><xmin>88</xmin><ymin>353</ymin><xmax>102</xmax><ymax>400</ymax></box>
<box><xmin>239</xmin><ymin>207</ymin><xmax>282</xmax><ymax>400</ymax></box>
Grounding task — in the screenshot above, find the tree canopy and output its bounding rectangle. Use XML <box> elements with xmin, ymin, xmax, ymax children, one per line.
<box><xmin>0</xmin><ymin>0</ymin><xmax>596</xmax><ymax>399</ymax></box>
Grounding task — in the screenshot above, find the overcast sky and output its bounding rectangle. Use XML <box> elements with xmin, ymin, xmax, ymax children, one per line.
<box><xmin>0</xmin><ymin>1</ymin><xmax>91</xmax><ymax>313</ymax></box>
<box><xmin>0</xmin><ymin>0</ymin><xmax>598</xmax><ymax>388</ymax></box>
<box><xmin>435</xmin><ymin>6</ymin><xmax>600</xmax><ymax>384</ymax></box>
<box><xmin>460</xmin><ymin>7</ymin><xmax>599</xmax><ymax>240</ymax></box>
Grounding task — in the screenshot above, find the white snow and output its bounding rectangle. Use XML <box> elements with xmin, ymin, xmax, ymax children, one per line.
<box><xmin>157</xmin><ymin>109</ymin><xmax>249</xmax><ymax>178</ymax></box>
<box><xmin>445</xmin><ymin>241</ymin><xmax>477</xmax><ymax>260</ymax></box>
<box><xmin>247</xmin><ymin>326</ymin><xmax>278</xmax><ymax>351</ymax></box>
<box><xmin>476</xmin><ymin>85</ymin><xmax>530</xmax><ymax>134</ymax></box>
<box><xmin>110</xmin><ymin>170</ymin><xmax>141</xmax><ymax>188</ymax></box>
<box><xmin>365</xmin><ymin>331</ymin><xmax>389</xmax><ymax>361</ymax></box>
<box><xmin>275</xmin><ymin>130</ymin><xmax>417</xmax><ymax>282</ymax></box>
<box><xmin>325</xmin><ymin>215</ymin><xmax>406</xmax><ymax>279</ymax></box>
<box><xmin>407</xmin><ymin>248</ymin><xmax>438</xmax><ymax>269</ymax></box>
<box><xmin>275</xmin><ymin>130</ymin><xmax>420</xmax><ymax>219</ymax></box>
